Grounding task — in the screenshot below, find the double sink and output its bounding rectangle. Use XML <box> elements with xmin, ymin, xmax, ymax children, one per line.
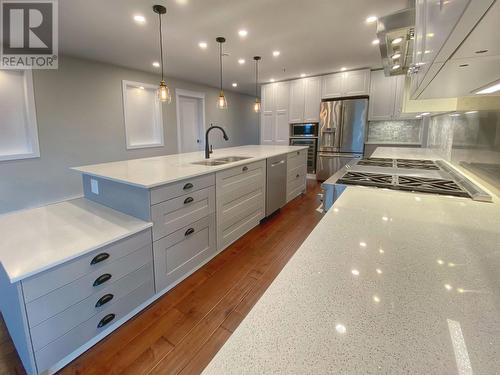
<box><xmin>191</xmin><ymin>156</ymin><xmax>252</xmax><ymax>167</ymax></box>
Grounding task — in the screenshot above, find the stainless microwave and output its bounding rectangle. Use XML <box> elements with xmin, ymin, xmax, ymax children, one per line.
<box><xmin>291</xmin><ymin>123</ymin><xmax>318</xmax><ymax>138</ymax></box>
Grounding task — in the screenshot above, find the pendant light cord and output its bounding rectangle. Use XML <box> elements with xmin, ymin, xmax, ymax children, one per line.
<box><xmin>219</xmin><ymin>42</ymin><xmax>223</xmax><ymax>91</ymax></box>
<box><xmin>158</xmin><ymin>12</ymin><xmax>164</xmax><ymax>81</ymax></box>
<box><xmin>255</xmin><ymin>59</ymin><xmax>258</xmax><ymax>97</ymax></box>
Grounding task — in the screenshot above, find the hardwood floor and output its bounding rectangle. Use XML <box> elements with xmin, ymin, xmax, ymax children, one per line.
<box><xmin>0</xmin><ymin>180</ymin><xmax>323</xmax><ymax>375</ymax></box>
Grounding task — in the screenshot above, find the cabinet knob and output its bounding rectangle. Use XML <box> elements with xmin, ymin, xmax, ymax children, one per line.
<box><xmin>93</xmin><ymin>273</ymin><xmax>112</xmax><ymax>287</ymax></box>
<box><xmin>95</xmin><ymin>294</ymin><xmax>114</xmax><ymax>308</ymax></box>
<box><xmin>296</xmin><ymin>151</ymin><xmax>300</xmax><ymax>155</ymax></box>
<box><xmin>242</xmin><ymin>166</ymin><xmax>248</xmax><ymax>172</ymax></box>
<box><xmin>90</xmin><ymin>253</ymin><xmax>110</xmax><ymax>266</ymax></box>
<box><xmin>97</xmin><ymin>313</ymin><xmax>115</xmax><ymax>329</ymax></box>
<box><xmin>183</xmin><ymin>183</ymin><xmax>194</xmax><ymax>190</ymax></box>
<box><xmin>296</xmin><ymin>174</ymin><xmax>300</xmax><ymax>178</ymax></box>
<box><xmin>184</xmin><ymin>196</ymin><xmax>194</xmax><ymax>204</ymax></box>
<box><xmin>185</xmin><ymin>228</ymin><xmax>195</xmax><ymax>237</ymax></box>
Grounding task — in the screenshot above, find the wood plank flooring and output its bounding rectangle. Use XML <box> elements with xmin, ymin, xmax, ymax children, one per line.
<box><xmin>0</xmin><ymin>179</ymin><xmax>322</xmax><ymax>375</ymax></box>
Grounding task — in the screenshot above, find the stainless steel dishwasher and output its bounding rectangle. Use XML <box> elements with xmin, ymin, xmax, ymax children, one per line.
<box><xmin>266</xmin><ymin>154</ymin><xmax>287</xmax><ymax>216</ymax></box>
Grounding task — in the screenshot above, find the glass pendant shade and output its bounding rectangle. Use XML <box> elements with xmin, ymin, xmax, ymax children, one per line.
<box><xmin>254</xmin><ymin>98</ymin><xmax>261</xmax><ymax>113</ymax></box>
<box><xmin>158</xmin><ymin>80</ymin><xmax>171</xmax><ymax>103</ymax></box>
<box><xmin>217</xmin><ymin>90</ymin><xmax>228</xmax><ymax>110</ymax></box>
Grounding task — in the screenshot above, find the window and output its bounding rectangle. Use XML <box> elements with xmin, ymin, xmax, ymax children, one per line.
<box><xmin>0</xmin><ymin>70</ymin><xmax>40</xmax><ymax>161</ymax></box>
<box><xmin>122</xmin><ymin>80</ymin><xmax>164</xmax><ymax>149</ymax></box>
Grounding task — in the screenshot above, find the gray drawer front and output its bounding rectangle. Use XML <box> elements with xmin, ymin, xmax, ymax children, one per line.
<box><xmin>22</xmin><ymin>230</ymin><xmax>151</xmax><ymax>303</ymax></box>
<box><xmin>153</xmin><ymin>214</ymin><xmax>216</xmax><ymax>292</ymax></box>
<box><xmin>287</xmin><ymin>164</ymin><xmax>307</xmax><ymax>183</ymax></box>
<box><xmin>26</xmin><ymin>245</ymin><xmax>152</xmax><ymax>327</ymax></box>
<box><xmin>34</xmin><ymin>280</ymin><xmax>154</xmax><ymax>373</ymax></box>
<box><xmin>151</xmin><ymin>186</ymin><xmax>215</xmax><ymax>241</ymax></box>
<box><xmin>287</xmin><ymin>149</ymin><xmax>307</xmax><ymax>170</ymax></box>
<box><xmin>150</xmin><ymin>173</ymin><xmax>215</xmax><ymax>205</ymax></box>
<box><xmin>31</xmin><ymin>262</ymin><xmax>153</xmax><ymax>351</ymax></box>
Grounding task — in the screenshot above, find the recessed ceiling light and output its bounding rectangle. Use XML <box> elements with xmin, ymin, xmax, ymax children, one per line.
<box><xmin>365</xmin><ymin>15</ymin><xmax>377</xmax><ymax>23</ymax></box>
<box><xmin>392</xmin><ymin>53</ymin><xmax>401</xmax><ymax>59</ymax></box>
<box><xmin>392</xmin><ymin>64</ymin><xmax>400</xmax><ymax>70</ymax></box>
<box><xmin>300</xmin><ymin>73</ymin><xmax>306</xmax><ymax>78</ymax></box>
<box><xmin>270</xmin><ymin>78</ymin><xmax>275</xmax><ymax>82</ymax></box>
<box><xmin>232</xmin><ymin>82</ymin><xmax>238</xmax><ymax>87</ymax></box>
<box><xmin>335</xmin><ymin>324</ymin><xmax>347</xmax><ymax>334</ymax></box>
<box><xmin>426</xmin><ymin>32</ymin><xmax>435</xmax><ymax>38</ymax></box>
<box><xmin>465</xmin><ymin>111</ymin><xmax>478</xmax><ymax>114</ymax></box>
<box><xmin>372</xmin><ymin>39</ymin><xmax>380</xmax><ymax>45</ymax></box>
<box><xmin>238</xmin><ymin>58</ymin><xmax>245</xmax><ymax>64</ymax></box>
<box><xmin>238</xmin><ymin>29</ymin><xmax>248</xmax><ymax>37</ymax></box>
<box><xmin>152</xmin><ymin>61</ymin><xmax>160</xmax><ymax>68</ymax></box>
<box><xmin>198</xmin><ymin>41</ymin><xmax>207</xmax><ymax>49</ymax></box>
<box><xmin>475</xmin><ymin>81</ymin><xmax>500</xmax><ymax>95</ymax></box>
<box><xmin>424</xmin><ymin>50</ymin><xmax>431</xmax><ymax>54</ymax></box>
<box><xmin>391</xmin><ymin>37</ymin><xmax>403</xmax><ymax>45</ymax></box>
<box><xmin>139</xmin><ymin>86</ymin><xmax>145</xmax><ymax>90</ymax></box>
<box><xmin>341</xmin><ymin>67</ymin><xmax>347</xmax><ymax>71</ymax></box>
<box><xmin>272</xmin><ymin>50</ymin><xmax>280</xmax><ymax>57</ymax></box>
<box><xmin>351</xmin><ymin>269</ymin><xmax>360</xmax><ymax>276</ymax></box>
<box><xmin>133</xmin><ymin>15</ymin><xmax>146</xmax><ymax>24</ymax></box>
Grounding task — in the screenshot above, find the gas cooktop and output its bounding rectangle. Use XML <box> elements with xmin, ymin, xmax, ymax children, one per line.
<box><xmin>356</xmin><ymin>158</ymin><xmax>440</xmax><ymax>170</ymax></box>
<box><xmin>337</xmin><ymin>171</ymin><xmax>470</xmax><ymax>198</ymax></box>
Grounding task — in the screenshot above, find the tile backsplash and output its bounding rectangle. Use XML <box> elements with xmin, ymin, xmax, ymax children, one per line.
<box><xmin>367</xmin><ymin>120</ymin><xmax>423</xmax><ymax>144</ymax></box>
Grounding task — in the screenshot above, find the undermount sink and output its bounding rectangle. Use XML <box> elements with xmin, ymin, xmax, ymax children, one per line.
<box><xmin>191</xmin><ymin>156</ymin><xmax>252</xmax><ymax>166</ymax></box>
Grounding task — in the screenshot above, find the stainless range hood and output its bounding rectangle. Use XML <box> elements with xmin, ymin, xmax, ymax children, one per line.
<box><xmin>377</xmin><ymin>2</ymin><xmax>415</xmax><ymax>76</ymax></box>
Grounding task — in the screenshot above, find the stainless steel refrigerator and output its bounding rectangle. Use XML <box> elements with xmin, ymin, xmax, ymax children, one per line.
<box><xmin>316</xmin><ymin>98</ymin><xmax>368</xmax><ymax>181</ymax></box>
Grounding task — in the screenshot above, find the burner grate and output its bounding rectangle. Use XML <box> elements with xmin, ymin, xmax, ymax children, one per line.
<box><xmin>337</xmin><ymin>172</ymin><xmax>394</xmax><ymax>187</ymax></box>
<box><xmin>396</xmin><ymin>162</ymin><xmax>440</xmax><ymax>170</ymax></box>
<box><xmin>396</xmin><ymin>176</ymin><xmax>469</xmax><ymax>197</ymax></box>
<box><xmin>357</xmin><ymin>160</ymin><xmax>394</xmax><ymax>168</ymax></box>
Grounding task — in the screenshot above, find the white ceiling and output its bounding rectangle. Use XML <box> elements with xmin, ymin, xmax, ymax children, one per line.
<box><xmin>59</xmin><ymin>0</ymin><xmax>408</xmax><ymax>95</ymax></box>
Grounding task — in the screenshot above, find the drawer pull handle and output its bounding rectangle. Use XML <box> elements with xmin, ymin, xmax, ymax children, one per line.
<box><xmin>184</xmin><ymin>196</ymin><xmax>194</xmax><ymax>204</ymax></box>
<box><xmin>185</xmin><ymin>228</ymin><xmax>195</xmax><ymax>236</ymax></box>
<box><xmin>95</xmin><ymin>294</ymin><xmax>114</xmax><ymax>308</ymax></box>
<box><xmin>97</xmin><ymin>313</ymin><xmax>115</xmax><ymax>329</ymax></box>
<box><xmin>183</xmin><ymin>183</ymin><xmax>194</xmax><ymax>190</ymax></box>
<box><xmin>296</xmin><ymin>174</ymin><xmax>300</xmax><ymax>178</ymax></box>
<box><xmin>90</xmin><ymin>252</ymin><xmax>110</xmax><ymax>265</ymax></box>
<box><xmin>93</xmin><ymin>273</ymin><xmax>112</xmax><ymax>287</ymax></box>
<box><xmin>242</xmin><ymin>166</ymin><xmax>248</xmax><ymax>172</ymax></box>
<box><xmin>297</xmin><ymin>151</ymin><xmax>300</xmax><ymax>155</ymax></box>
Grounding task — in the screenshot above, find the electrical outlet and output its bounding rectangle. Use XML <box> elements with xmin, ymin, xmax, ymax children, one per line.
<box><xmin>90</xmin><ymin>178</ymin><xmax>99</xmax><ymax>195</ymax></box>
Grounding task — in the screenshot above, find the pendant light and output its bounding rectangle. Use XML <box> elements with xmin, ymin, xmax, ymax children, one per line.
<box><xmin>153</xmin><ymin>5</ymin><xmax>171</xmax><ymax>103</ymax></box>
<box><xmin>253</xmin><ymin>56</ymin><xmax>261</xmax><ymax>113</ymax></box>
<box><xmin>216</xmin><ymin>37</ymin><xmax>228</xmax><ymax>110</ymax></box>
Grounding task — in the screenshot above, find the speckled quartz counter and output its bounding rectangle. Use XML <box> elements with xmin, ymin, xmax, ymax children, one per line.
<box><xmin>0</xmin><ymin>198</ymin><xmax>151</xmax><ymax>282</ymax></box>
<box><xmin>73</xmin><ymin>145</ymin><xmax>308</xmax><ymax>188</ymax></box>
<box><xmin>203</xmin><ymin>156</ymin><xmax>500</xmax><ymax>374</ymax></box>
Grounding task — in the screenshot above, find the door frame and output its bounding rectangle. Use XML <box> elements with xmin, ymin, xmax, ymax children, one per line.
<box><xmin>175</xmin><ymin>88</ymin><xmax>206</xmax><ymax>153</ymax></box>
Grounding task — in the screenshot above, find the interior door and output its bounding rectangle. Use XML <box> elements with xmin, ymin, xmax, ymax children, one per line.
<box><xmin>339</xmin><ymin>98</ymin><xmax>368</xmax><ymax>154</ymax></box>
<box><xmin>178</xmin><ymin>96</ymin><xmax>203</xmax><ymax>152</ymax></box>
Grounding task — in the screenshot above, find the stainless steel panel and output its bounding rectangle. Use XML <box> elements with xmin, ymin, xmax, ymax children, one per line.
<box><xmin>316</xmin><ymin>153</ymin><xmax>363</xmax><ymax>181</ymax></box>
<box><xmin>339</xmin><ymin>98</ymin><xmax>368</xmax><ymax>154</ymax></box>
<box><xmin>266</xmin><ymin>154</ymin><xmax>287</xmax><ymax>216</ymax></box>
<box><xmin>319</xmin><ymin>101</ymin><xmax>342</xmax><ymax>152</ymax></box>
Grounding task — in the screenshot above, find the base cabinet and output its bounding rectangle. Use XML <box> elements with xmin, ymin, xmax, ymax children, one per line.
<box><xmin>286</xmin><ymin>150</ymin><xmax>308</xmax><ymax>202</ymax></box>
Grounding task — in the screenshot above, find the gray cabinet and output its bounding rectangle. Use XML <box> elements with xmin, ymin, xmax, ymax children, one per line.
<box><xmin>286</xmin><ymin>150</ymin><xmax>307</xmax><ymax>202</ymax></box>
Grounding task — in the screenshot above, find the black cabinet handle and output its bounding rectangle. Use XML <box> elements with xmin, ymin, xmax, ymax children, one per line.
<box><xmin>95</xmin><ymin>294</ymin><xmax>114</xmax><ymax>308</ymax></box>
<box><xmin>242</xmin><ymin>166</ymin><xmax>248</xmax><ymax>172</ymax></box>
<box><xmin>93</xmin><ymin>273</ymin><xmax>112</xmax><ymax>287</ymax></box>
<box><xmin>183</xmin><ymin>183</ymin><xmax>193</xmax><ymax>190</ymax></box>
<box><xmin>184</xmin><ymin>196</ymin><xmax>194</xmax><ymax>204</ymax></box>
<box><xmin>97</xmin><ymin>313</ymin><xmax>115</xmax><ymax>328</ymax></box>
<box><xmin>90</xmin><ymin>253</ymin><xmax>110</xmax><ymax>265</ymax></box>
<box><xmin>296</xmin><ymin>174</ymin><xmax>300</xmax><ymax>178</ymax></box>
<box><xmin>296</xmin><ymin>151</ymin><xmax>300</xmax><ymax>155</ymax></box>
<box><xmin>185</xmin><ymin>228</ymin><xmax>195</xmax><ymax>236</ymax></box>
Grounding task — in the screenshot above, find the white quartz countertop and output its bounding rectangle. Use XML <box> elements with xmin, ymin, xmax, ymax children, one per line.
<box><xmin>0</xmin><ymin>198</ymin><xmax>152</xmax><ymax>283</ymax></box>
<box><xmin>203</xmin><ymin>149</ymin><xmax>500</xmax><ymax>374</ymax></box>
<box><xmin>73</xmin><ymin>145</ymin><xmax>308</xmax><ymax>189</ymax></box>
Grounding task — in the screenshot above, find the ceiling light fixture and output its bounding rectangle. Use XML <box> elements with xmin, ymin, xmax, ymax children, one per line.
<box><xmin>365</xmin><ymin>15</ymin><xmax>377</xmax><ymax>23</ymax></box>
<box><xmin>475</xmin><ymin>81</ymin><xmax>500</xmax><ymax>95</ymax></box>
<box><xmin>153</xmin><ymin>5</ymin><xmax>171</xmax><ymax>103</ymax></box>
<box><xmin>133</xmin><ymin>14</ymin><xmax>146</xmax><ymax>24</ymax></box>
<box><xmin>198</xmin><ymin>41</ymin><xmax>207</xmax><ymax>49</ymax></box>
<box><xmin>232</xmin><ymin>82</ymin><xmax>238</xmax><ymax>87</ymax></box>
<box><xmin>238</xmin><ymin>29</ymin><xmax>248</xmax><ymax>37</ymax></box>
<box><xmin>270</xmin><ymin>78</ymin><xmax>275</xmax><ymax>82</ymax></box>
<box><xmin>253</xmin><ymin>56</ymin><xmax>261</xmax><ymax>113</ymax></box>
<box><xmin>372</xmin><ymin>39</ymin><xmax>380</xmax><ymax>45</ymax></box>
<box><xmin>391</xmin><ymin>37</ymin><xmax>403</xmax><ymax>45</ymax></box>
<box><xmin>238</xmin><ymin>58</ymin><xmax>245</xmax><ymax>64</ymax></box>
<box><xmin>152</xmin><ymin>61</ymin><xmax>160</xmax><ymax>68</ymax></box>
<box><xmin>272</xmin><ymin>50</ymin><xmax>280</xmax><ymax>57</ymax></box>
<box><xmin>216</xmin><ymin>37</ymin><xmax>228</xmax><ymax>110</ymax></box>
<box><xmin>341</xmin><ymin>67</ymin><xmax>347</xmax><ymax>71</ymax></box>
<box><xmin>300</xmin><ymin>73</ymin><xmax>306</xmax><ymax>78</ymax></box>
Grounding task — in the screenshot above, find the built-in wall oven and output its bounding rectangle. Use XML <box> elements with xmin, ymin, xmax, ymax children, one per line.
<box><xmin>290</xmin><ymin>123</ymin><xmax>318</xmax><ymax>174</ymax></box>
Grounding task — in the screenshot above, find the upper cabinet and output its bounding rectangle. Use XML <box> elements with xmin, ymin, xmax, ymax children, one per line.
<box><xmin>369</xmin><ymin>70</ymin><xmax>413</xmax><ymax>121</ymax></box>
<box><xmin>289</xmin><ymin>77</ymin><xmax>322</xmax><ymax>123</ymax></box>
<box><xmin>321</xmin><ymin>69</ymin><xmax>370</xmax><ymax>99</ymax></box>
<box><xmin>260</xmin><ymin>82</ymin><xmax>290</xmax><ymax>145</ymax></box>
<box><xmin>410</xmin><ymin>0</ymin><xmax>496</xmax><ymax>99</ymax></box>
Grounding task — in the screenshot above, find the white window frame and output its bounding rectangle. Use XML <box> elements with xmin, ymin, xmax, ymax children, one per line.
<box><xmin>122</xmin><ymin>80</ymin><xmax>164</xmax><ymax>150</ymax></box>
<box><xmin>0</xmin><ymin>70</ymin><xmax>40</xmax><ymax>162</ymax></box>
<box><xmin>175</xmin><ymin>88</ymin><xmax>206</xmax><ymax>153</ymax></box>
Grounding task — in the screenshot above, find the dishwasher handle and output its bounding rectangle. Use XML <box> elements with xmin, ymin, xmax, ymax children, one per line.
<box><xmin>271</xmin><ymin>159</ymin><xmax>285</xmax><ymax>167</ymax></box>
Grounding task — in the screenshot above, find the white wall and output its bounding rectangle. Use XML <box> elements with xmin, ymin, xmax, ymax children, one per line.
<box><xmin>0</xmin><ymin>56</ymin><xmax>259</xmax><ymax>214</ymax></box>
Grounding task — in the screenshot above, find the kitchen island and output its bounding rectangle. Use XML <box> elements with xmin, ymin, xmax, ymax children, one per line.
<box><xmin>202</xmin><ymin>147</ymin><xmax>500</xmax><ymax>374</ymax></box>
